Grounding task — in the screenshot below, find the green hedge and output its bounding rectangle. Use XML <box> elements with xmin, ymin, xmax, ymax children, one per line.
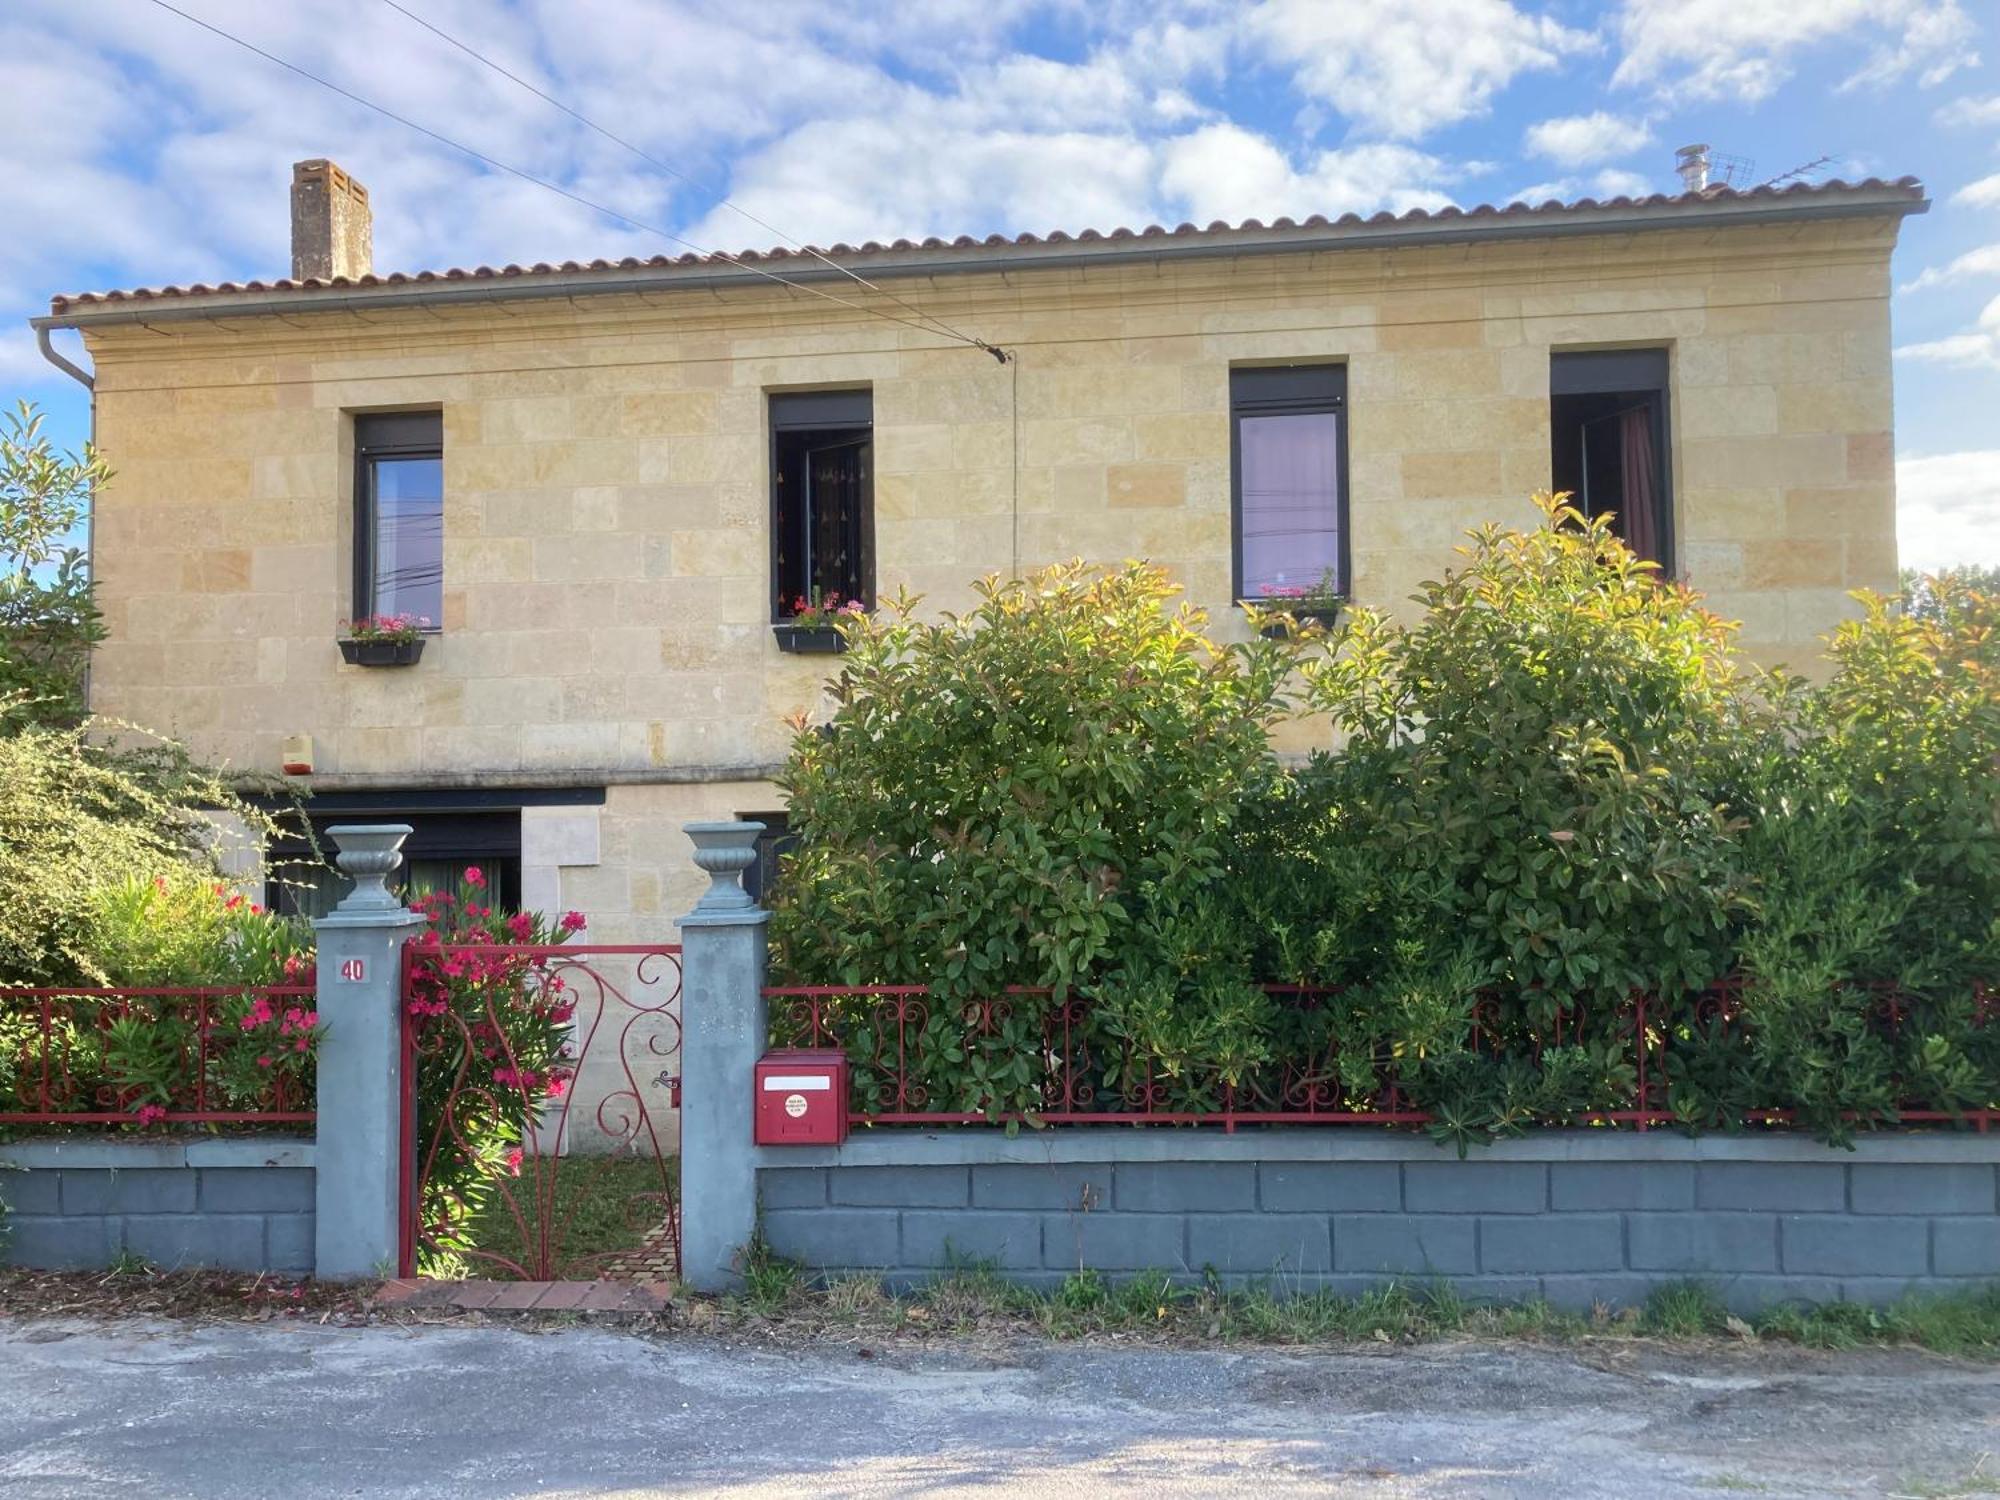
<box><xmin>771</xmin><ymin>498</ymin><xmax>1999</xmax><ymax>1147</ymax></box>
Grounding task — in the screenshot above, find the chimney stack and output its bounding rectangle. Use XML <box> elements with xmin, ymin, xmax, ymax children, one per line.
<box><xmin>1674</xmin><ymin>143</ymin><xmax>1712</xmax><ymax>195</ymax></box>
<box><xmin>290</xmin><ymin>159</ymin><xmax>372</xmax><ymax>282</ymax></box>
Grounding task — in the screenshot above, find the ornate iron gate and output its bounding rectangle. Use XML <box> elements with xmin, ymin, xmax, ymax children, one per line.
<box><xmin>397</xmin><ymin>942</ymin><xmax>682</xmax><ymax>1279</ymax></box>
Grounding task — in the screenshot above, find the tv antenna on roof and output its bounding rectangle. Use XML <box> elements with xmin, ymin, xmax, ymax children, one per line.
<box><xmin>1675</xmin><ymin>144</ymin><xmax>1756</xmax><ymax>193</ymax></box>
<box><xmin>1759</xmin><ymin>155</ymin><xmax>1837</xmax><ymax>190</ymax></box>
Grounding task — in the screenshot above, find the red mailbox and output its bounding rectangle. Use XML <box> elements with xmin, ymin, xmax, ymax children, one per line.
<box><xmin>755</xmin><ymin>1048</ymin><xmax>848</xmax><ymax>1146</ymax></box>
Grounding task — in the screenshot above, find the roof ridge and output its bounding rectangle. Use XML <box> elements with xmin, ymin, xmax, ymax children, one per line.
<box><xmin>46</xmin><ymin>176</ymin><xmax>1926</xmax><ymax>313</ymax></box>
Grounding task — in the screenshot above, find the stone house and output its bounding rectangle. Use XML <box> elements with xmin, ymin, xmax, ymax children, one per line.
<box><xmin>34</xmin><ymin>157</ymin><xmax>1925</xmax><ymax>939</ymax></box>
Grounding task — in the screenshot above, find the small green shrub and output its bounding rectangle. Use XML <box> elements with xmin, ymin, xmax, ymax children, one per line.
<box><xmin>0</xmin><ymin>715</ymin><xmax>295</xmax><ymax>986</ymax></box>
<box><xmin>771</xmin><ymin>561</ymin><xmax>1310</xmax><ymax>1115</ymax></box>
<box><xmin>0</xmin><ymin>402</ymin><xmax>109</xmax><ymax>731</ymax></box>
<box><xmin>1304</xmin><ymin>494</ymin><xmax>1751</xmax><ymax>1010</ymax></box>
<box><xmin>1718</xmin><ymin>578</ymin><xmax>2000</xmax><ymax>1139</ymax></box>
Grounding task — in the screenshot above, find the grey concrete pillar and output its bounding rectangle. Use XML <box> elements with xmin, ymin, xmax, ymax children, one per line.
<box><xmin>676</xmin><ymin>821</ymin><xmax>769</xmax><ymax>1292</ymax></box>
<box><xmin>312</xmin><ymin>825</ymin><xmax>426</xmax><ymax>1280</ymax></box>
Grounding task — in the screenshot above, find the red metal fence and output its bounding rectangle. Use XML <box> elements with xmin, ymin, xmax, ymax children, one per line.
<box><xmin>0</xmin><ymin>986</ymin><xmax>318</xmax><ymax>1125</ymax></box>
<box><xmin>398</xmin><ymin>943</ymin><xmax>683</xmax><ymax>1280</ymax></box>
<box><xmin>767</xmin><ymin>979</ymin><xmax>1998</xmax><ymax>1133</ymax></box>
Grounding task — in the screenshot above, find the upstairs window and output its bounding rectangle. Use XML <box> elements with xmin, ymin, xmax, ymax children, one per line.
<box><xmin>770</xmin><ymin>391</ymin><xmax>872</xmax><ymax>621</ymax></box>
<box><xmin>1550</xmin><ymin>350</ymin><xmax>1672</xmax><ymax>569</ymax></box>
<box><xmin>354</xmin><ymin>411</ymin><xmax>443</xmax><ymax>628</ymax></box>
<box><xmin>1231</xmin><ymin>365</ymin><xmax>1347</xmax><ymax>604</ymax></box>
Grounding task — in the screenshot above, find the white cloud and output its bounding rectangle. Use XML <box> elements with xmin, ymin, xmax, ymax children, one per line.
<box><xmin>1614</xmin><ymin>0</ymin><xmax>1977</xmax><ymax>102</ymax></box>
<box><xmin>1956</xmin><ymin>174</ymin><xmax>2000</xmax><ymax>209</ymax></box>
<box><xmin>1896</xmin><ymin>291</ymin><xmax>2000</xmax><ymax>369</ymax></box>
<box><xmin>1897</xmin><ymin>449</ymin><xmax>2000</xmax><ymax>570</ymax></box>
<box><xmin>1156</xmin><ymin>125</ymin><xmax>1454</xmax><ymax>224</ymax></box>
<box><xmin>1508</xmin><ymin>168</ymin><xmax>1657</xmax><ymax>205</ymax></box>
<box><xmin>1247</xmin><ymin>0</ymin><xmax>1592</xmax><ymax>139</ymax></box>
<box><xmin>1937</xmin><ymin>93</ymin><xmax>2000</xmax><ymax>128</ymax></box>
<box><xmin>1899</xmin><ymin>245</ymin><xmax>2000</xmax><ymax>293</ymax></box>
<box><xmin>1525</xmin><ymin>112</ymin><xmax>1653</xmax><ymax>168</ymax></box>
<box><xmin>1839</xmin><ymin>0</ymin><xmax>1980</xmax><ymax>90</ymax></box>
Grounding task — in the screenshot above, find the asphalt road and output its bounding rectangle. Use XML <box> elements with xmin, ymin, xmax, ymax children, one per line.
<box><xmin>3</xmin><ymin>1319</ymin><xmax>1998</xmax><ymax>1497</ymax></box>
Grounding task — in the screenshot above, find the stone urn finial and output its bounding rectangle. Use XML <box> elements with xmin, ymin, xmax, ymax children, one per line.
<box><xmin>325</xmin><ymin>824</ymin><xmax>413</xmax><ymax>914</ymax></box>
<box><xmin>685</xmin><ymin>821</ymin><xmax>765</xmax><ymax>914</ymax></box>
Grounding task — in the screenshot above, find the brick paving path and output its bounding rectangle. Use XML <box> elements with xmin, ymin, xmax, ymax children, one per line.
<box><xmin>596</xmin><ymin>1210</ymin><xmax>678</xmax><ymax>1284</ymax></box>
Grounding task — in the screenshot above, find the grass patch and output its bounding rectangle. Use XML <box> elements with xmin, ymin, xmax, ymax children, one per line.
<box><xmin>454</xmin><ymin>1155</ymin><xmax>669</xmax><ymax>1279</ymax></box>
<box><xmin>712</xmin><ymin>1268</ymin><xmax>2000</xmax><ymax>1358</ymax></box>
<box><xmin>1646</xmin><ymin>1280</ymin><xmax>1727</xmax><ymax>1338</ymax></box>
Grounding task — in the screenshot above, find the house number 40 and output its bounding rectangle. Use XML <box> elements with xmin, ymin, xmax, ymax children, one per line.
<box><xmin>338</xmin><ymin>958</ymin><xmax>366</xmax><ymax>982</ymax></box>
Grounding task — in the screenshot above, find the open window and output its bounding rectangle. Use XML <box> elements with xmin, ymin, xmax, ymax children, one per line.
<box><xmin>1230</xmin><ymin>365</ymin><xmax>1347</xmax><ymax>607</ymax></box>
<box><xmin>353</xmin><ymin>411</ymin><xmax>444</xmax><ymax>627</ymax></box>
<box><xmin>770</xmin><ymin>391</ymin><xmax>872</xmax><ymax>620</ymax></box>
<box><xmin>1550</xmin><ymin>351</ymin><xmax>1672</xmax><ymax>569</ymax></box>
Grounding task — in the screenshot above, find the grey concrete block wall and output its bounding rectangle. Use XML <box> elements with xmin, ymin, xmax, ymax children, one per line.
<box><xmin>754</xmin><ymin>1131</ymin><xmax>2000</xmax><ymax>1312</ymax></box>
<box><xmin>0</xmin><ymin>1139</ymin><xmax>314</xmax><ymax>1276</ymax></box>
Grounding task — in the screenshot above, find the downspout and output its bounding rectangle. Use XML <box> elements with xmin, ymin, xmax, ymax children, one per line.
<box><xmin>35</xmin><ymin>324</ymin><xmax>98</xmax><ymax>712</ymax></box>
<box><xmin>36</xmin><ymin>324</ymin><xmax>94</xmax><ymax>392</ymax></box>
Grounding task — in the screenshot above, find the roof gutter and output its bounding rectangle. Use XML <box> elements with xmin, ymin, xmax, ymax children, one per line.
<box><xmin>33</xmin><ymin>188</ymin><xmax>1928</xmax><ymax>333</ymax></box>
<box><xmin>36</xmin><ymin>324</ymin><xmax>93</xmax><ymax>388</ymax></box>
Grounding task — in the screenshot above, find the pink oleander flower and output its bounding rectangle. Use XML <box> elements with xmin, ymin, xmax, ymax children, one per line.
<box><xmin>463</xmin><ymin>865</ymin><xmax>485</xmax><ymax>889</ymax></box>
<box><xmin>135</xmin><ymin>1104</ymin><xmax>168</xmax><ymax>1127</ymax></box>
<box><xmin>560</xmin><ymin>910</ymin><xmax>587</xmax><ymax>933</ymax></box>
<box><xmin>506</xmin><ymin>912</ymin><xmax>534</xmax><ymax>940</ymax></box>
<box><xmin>504</xmin><ymin>1147</ymin><xmax>523</xmax><ymax>1177</ymax></box>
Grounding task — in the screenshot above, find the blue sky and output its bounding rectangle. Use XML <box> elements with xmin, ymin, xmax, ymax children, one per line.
<box><xmin>4</xmin><ymin>0</ymin><xmax>1996</xmax><ymax>566</ymax></box>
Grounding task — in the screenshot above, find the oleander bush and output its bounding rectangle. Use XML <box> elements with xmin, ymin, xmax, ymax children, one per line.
<box><xmin>769</xmin><ymin>501</ymin><xmax>1999</xmax><ymax>1144</ymax></box>
<box><xmin>0</xmin><ymin>872</ymin><xmax>318</xmax><ymax>1124</ymax></box>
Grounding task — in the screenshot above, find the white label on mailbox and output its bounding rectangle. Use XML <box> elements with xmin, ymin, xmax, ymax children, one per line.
<box><xmin>762</xmin><ymin>1075</ymin><xmax>832</xmax><ymax>1091</ymax></box>
<box><xmin>784</xmin><ymin>1093</ymin><xmax>808</xmax><ymax>1118</ymax></box>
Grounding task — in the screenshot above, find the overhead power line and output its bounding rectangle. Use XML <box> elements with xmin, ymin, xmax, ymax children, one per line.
<box><xmin>376</xmin><ymin>0</ymin><xmax>990</xmax><ymax>354</ymax></box>
<box><xmin>142</xmin><ymin>0</ymin><xmax>1009</xmax><ymax>361</ymax></box>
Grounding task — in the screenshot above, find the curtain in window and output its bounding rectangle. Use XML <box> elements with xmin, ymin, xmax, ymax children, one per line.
<box><xmin>1617</xmin><ymin>406</ymin><xmax>1661</xmax><ymax>566</ymax></box>
<box><xmin>806</xmin><ymin>441</ymin><xmax>864</xmax><ymax>605</ymax></box>
<box><xmin>1239</xmin><ymin>411</ymin><xmax>1341</xmax><ymax>599</ymax></box>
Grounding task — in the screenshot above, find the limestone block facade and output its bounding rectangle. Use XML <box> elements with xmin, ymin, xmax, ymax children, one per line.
<box><xmin>41</xmin><ymin>181</ymin><xmax>1921</xmax><ymax>943</ymax></box>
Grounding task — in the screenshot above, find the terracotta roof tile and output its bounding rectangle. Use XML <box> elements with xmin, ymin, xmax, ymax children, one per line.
<box><xmin>46</xmin><ymin>176</ymin><xmax>1925</xmax><ymax>314</ymax></box>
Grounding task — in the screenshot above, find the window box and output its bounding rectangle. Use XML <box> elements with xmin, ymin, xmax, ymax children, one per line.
<box><xmin>772</xmin><ymin>624</ymin><xmax>847</xmax><ymax>655</ymax></box>
<box><xmin>1250</xmin><ymin>601</ymin><xmax>1342</xmax><ymax>639</ymax></box>
<box><xmin>338</xmin><ymin>636</ymin><xmax>426</xmax><ymax>668</ymax></box>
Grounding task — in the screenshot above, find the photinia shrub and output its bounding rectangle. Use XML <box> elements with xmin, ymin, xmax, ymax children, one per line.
<box><xmin>768</xmin><ymin>561</ymin><xmax>1312</xmax><ymax>1117</ymax></box>
<box><xmin>771</xmin><ymin>507</ymin><xmax>1996</xmax><ymax>1148</ymax></box>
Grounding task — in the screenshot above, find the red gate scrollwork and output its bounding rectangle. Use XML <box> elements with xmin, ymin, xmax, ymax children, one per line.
<box><xmin>398</xmin><ymin>942</ymin><xmax>682</xmax><ymax>1280</ymax></box>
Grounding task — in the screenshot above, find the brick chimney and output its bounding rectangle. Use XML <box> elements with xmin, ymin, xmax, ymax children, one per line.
<box><xmin>290</xmin><ymin>159</ymin><xmax>372</xmax><ymax>282</ymax></box>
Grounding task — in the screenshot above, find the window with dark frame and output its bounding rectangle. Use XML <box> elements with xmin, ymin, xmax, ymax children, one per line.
<box><xmin>770</xmin><ymin>391</ymin><xmax>873</xmax><ymax>620</ymax></box>
<box><xmin>1230</xmin><ymin>365</ymin><xmax>1348</xmax><ymax>604</ymax></box>
<box><xmin>740</xmin><ymin>812</ymin><xmax>796</xmax><ymax>906</ymax></box>
<box><xmin>354</xmin><ymin>411</ymin><xmax>444</xmax><ymax>627</ymax></box>
<box><xmin>1550</xmin><ymin>350</ymin><xmax>1673</xmax><ymax>570</ymax></box>
<box><xmin>266</xmin><ymin>810</ymin><xmax>522</xmax><ymax>921</ymax></box>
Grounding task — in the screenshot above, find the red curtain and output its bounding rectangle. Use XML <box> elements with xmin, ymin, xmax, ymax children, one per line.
<box><xmin>1618</xmin><ymin>406</ymin><xmax>1661</xmax><ymax>565</ymax></box>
